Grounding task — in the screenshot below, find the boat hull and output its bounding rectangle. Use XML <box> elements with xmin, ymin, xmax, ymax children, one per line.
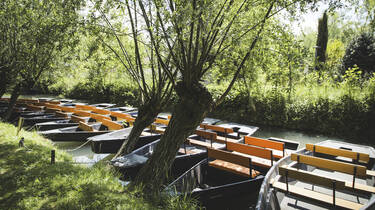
<box><xmin>34</xmin><ymin>120</ymin><xmax>79</xmax><ymax>131</ymax></box>
<box><xmin>90</xmin><ymin>134</ymin><xmax>161</xmax><ymax>154</ymax></box>
<box><xmin>166</xmin><ymin>159</ymin><xmax>264</xmax><ymax>209</ymax></box>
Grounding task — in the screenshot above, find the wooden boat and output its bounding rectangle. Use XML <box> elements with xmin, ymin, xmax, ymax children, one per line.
<box><xmin>165</xmin><ymin>138</ymin><xmax>288</xmax><ymax>209</ymax></box>
<box><xmin>111</xmin><ymin>123</ymin><xmax>260</xmax><ymax>181</ymax></box>
<box><xmin>91</xmin><ymin>112</ymin><xmax>167</xmax><ymax>154</ymax></box>
<box><xmin>256</xmin><ymin>140</ymin><xmax>375</xmax><ymax>210</ymax></box>
<box><xmin>89</xmin><ymin>127</ymin><xmax>162</xmax><ymax>154</ymax></box>
<box><xmin>39</xmin><ymin>117</ymin><xmax>126</xmax><ymax>142</ymax></box>
<box><xmin>34</xmin><ymin>107</ymin><xmax>136</xmax><ymax>132</ymax></box>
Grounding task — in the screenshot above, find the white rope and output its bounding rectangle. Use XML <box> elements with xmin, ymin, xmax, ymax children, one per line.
<box><xmin>61</xmin><ymin>139</ymin><xmax>92</xmax><ymax>152</ymax></box>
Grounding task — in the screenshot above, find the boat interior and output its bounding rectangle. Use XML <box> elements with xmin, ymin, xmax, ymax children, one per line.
<box><xmin>260</xmin><ymin>141</ymin><xmax>375</xmax><ymax>210</ymax></box>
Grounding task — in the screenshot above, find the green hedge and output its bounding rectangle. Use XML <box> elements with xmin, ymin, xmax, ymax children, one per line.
<box><xmin>211</xmin><ymin>89</ymin><xmax>375</xmax><ymax>144</ymax></box>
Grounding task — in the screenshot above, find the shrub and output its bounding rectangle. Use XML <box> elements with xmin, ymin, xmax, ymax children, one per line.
<box><xmin>342</xmin><ymin>32</ymin><xmax>375</xmax><ymax>76</ymax></box>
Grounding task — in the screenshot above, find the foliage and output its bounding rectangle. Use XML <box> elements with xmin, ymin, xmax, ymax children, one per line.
<box><xmin>0</xmin><ymin>122</ymin><xmax>196</xmax><ymax>210</ymax></box>
<box><xmin>342</xmin><ymin>32</ymin><xmax>375</xmax><ymax>75</ymax></box>
<box><xmin>316</xmin><ymin>11</ymin><xmax>329</xmax><ymax>64</ymax></box>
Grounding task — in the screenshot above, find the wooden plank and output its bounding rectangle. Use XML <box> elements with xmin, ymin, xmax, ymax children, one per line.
<box><xmin>90</xmin><ymin>113</ymin><xmax>111</xmax><ymax>122</ymax></box>
<box><xmin>367</xmin><ymin>170</ymin><xmax>375</xmax><ymax>177</ymax></box>
<box><xmin>19</xmin><ymin>99</ymin><xmax>39</xmax><ymax>103</ymax></box>
<box><xmin>215</xmin><ymin>135</ymin><xmax>239</xmax><ymax>144</ymax></box>
<box><xmin>92</xmin><ymin>108</ymin><xmax>111</xmax><ymax>115</ymax></box>
<box><xmin>60</xmin><ymin>106</ymin><xmax>75</xmax><ymax>112</ymax></box>
<box><xmin>45</xmin><ymin>107</ymin><xmax>60</xmax><ymax>113</ymax></box>
<box><xmin>110</xmin><ymin>111</ymin><xmax>131</xmax><ymax>119</ymax></box>
<box><xmin>227</xmin><ymin>141</ymin><xmax>273</xmax><ymax>160</ymax></box>
<box><xmin>245</xmin><ymin>136</ymin><xmax>284</xmax><ymax>151</ymax></box>
<box><xmin>78</xmin><ymin>122</ymin><xmax>95</xmax><ymax>132</ymax></box>
<box><xmin>200</xmin><ymin>124</ymin><xmax>234</xmax><ymax>134</ymax></box>
<box><xmin>178</xmin><ymin>148</ymin><xmax>197</xmax><ymax>155</ymax></box>
<box><xmin>186</xmin><ymin>138</ymin><xmax>212</xmax><ymax>148</ymax></box>
<box><xmin>306</xmin><ymin>144</ymin><xmax>369</xmax><ymax>163</ymax></box>
<box><xmin>45</xmin><ymin>103</ymin><xmax>60</xmax><ymax>109</ymax></box>
<box><xmin>110</xmin><ymin>111</ymin><xmax>135</xmax><ymax>123</ymax></box>
<box><xmin>209</xmin><ymin>159</ymin><xmax>259</xmax><ymax>178</ymax></box>
<box><xmin>46</xmin><ymin>101</ymin><xmax>60</xmax><ymax>104</ymax></box>
<box><xmin>55</xmin><ymin>111</ymin><xmax>69</xmax><ymax>118</ymax></box>
<box><xmin>291</xmin><ymin>154</ymin><xmax>367</xmax><ymax>178</ymax></box>
<box><xmin>154</xmin><ymin>118</ymin><xmax>169</xmax><ymax>126</ymax></box>
<box><xmin>100</xmin><ymin>119</ymin><xmax>123</xmax><ymax>130</ymax></box>
<box><xmin>73</xmin><ymin>110</ymin><xmax>91</xmax><ymax>117</ymax></box>
<box><xmin>195</xmin><ymin>129</ymin><xmax>217</xmax><ymax>141</ymax></box>
<box><xmin>279</xmin><ymin>166</ymin><xmax>346</xmax><ymax>190</ymax></box>
<box><xmin>207</xmin><ymin>147</ymin><xmax>250</xmax><ymax>168</ymax></box>
<box><xmin>26</xmin><ymin>104</ymin><xmax>44</xmax><ymax>112</ymax></box>
<box><xmin>75</xmin><ymin>104</ymin><xmax>96</xmax><ymax>111</ymax></box>
<box><xmin>70</xmin><ymin>115</ymin><xmax>86</xmax><ymax>123</ymax></box>
<box><xmin>272</xmin><ymin>181</ymin><xmax>363</xmax><ymax>210</ymax></box>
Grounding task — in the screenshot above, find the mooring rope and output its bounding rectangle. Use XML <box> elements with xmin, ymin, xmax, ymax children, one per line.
<box><xmin>26</xmin><ymin>124</ymin><xmax>36</xmax><ymax>131</ymax></box>
<box><xmin>60</xmin><ymin>139</ymin><xmax>92</xmax><ymax>152</ymax></box>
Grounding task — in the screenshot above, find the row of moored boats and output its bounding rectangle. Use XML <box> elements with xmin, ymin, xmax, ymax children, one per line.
<box><xmin>1</xmin><ymin>97</ymin><xmax>374</xmax><ymax>209</ymax></box>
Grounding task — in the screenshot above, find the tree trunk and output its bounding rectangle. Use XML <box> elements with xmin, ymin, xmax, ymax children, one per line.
<box><xmin>132</xmin><ymin>81</ymin><xmax>213</xmax><ymax>194</ymax></box>
<box><xmin>4</xmin><ymin>84</ymin><xmax>21</xmax><ymax>121</ymax></box>
<box><xmin>0</xmin><ymin>73</ymin><xmax>8</xmax><ymax>99</ymax></box>
<box><xmin>0</xmin><ymin>88</ymin><xmax>6</xmax><ymax>99</ymax></box>
<box><xmin>114</xmin><ymin>100</ymin><xmax>161</xmax><ymax>158</ymax></box>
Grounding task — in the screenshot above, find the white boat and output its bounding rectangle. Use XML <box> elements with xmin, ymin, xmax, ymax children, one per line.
<box><xmin>256</xmin><ymin>140</ymin><xmax>375</xmax><ymax>210</ymax></box>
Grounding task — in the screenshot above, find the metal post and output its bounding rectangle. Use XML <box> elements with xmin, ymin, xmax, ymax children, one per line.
<box><xmin>51</xmin><ymin>150</ymin><xmax>55</xmax><ymax>164</ymax></box>
<box><xmin>353</xmin><ymin>166</ymin><xmax>357</xmax><ymax>188</ymax></box>
<box><xmin>285</xmin><ymin>170</ymin><xmax>289</xmax><ymax>193</ymax></box>
<box><xmin>332</xmin><ymin>180</ymin><xmax>336</xmax><ymax>207</ymax></box>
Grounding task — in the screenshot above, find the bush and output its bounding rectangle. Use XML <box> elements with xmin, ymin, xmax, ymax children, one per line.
<box><xmin>342</xmin><ymin>32</ymin><xmax>375</xmax><ymax>76</ymax></box>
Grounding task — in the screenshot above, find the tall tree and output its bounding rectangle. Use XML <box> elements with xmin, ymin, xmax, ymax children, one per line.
<box><xmin>315</xmin><ymin>10</ymin><xmax>328</xmax><ymax>81</ymax></box>
<box><xmin>128</xmin><ymin>0</ymin><xmax>313</xmax><ymax>194</ymax></box>
<box><xmin>91</xmin><ymin>1</ymin><xmax>176</xmax><ymax>156</ymax></box>
<box><xmin>0</xmin><ymin>0</ymin><xmax>82</xmax><ymax>120</ymax></box>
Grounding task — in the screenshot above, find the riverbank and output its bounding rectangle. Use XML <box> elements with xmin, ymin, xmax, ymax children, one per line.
<box><xmin>0</xmin><ymin>122</ymin><xmax>196</xmax><ymax>209</ymax></box>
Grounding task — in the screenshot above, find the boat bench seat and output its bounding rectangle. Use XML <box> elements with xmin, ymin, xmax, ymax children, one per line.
<box><xmin>75</xmin><ymin>105</ymin><xmax>96</xmax><ymax>111</ymax></box>
<box><xmin>26</xmin><ymin>104</ymin><xmax>44</xmax><ymax>112</ymax></box>
<box><xmin>45</xmin><ymin>103</ymin><xmax>60</xmax><ymax>109</ymax></box>
<box><xmin>306</xmin><ymin>143</ymin><xmax>370</xmax><ymax>165</ymax></box>
<box><xmin>100</xmin><ymin>119</ymin><xmax>123</xmax><ymax>131</ymax></box>
<box><xmin>73</xmin><ymin>110</ymin><xmax>91</xmax><ymax>117</ymax></box>
<box><xmin>200</xmin><ymin>124</ymin><xmax>234</xmax><ymax>134</ymax></box>
<box><xmin>45</xmin><ymin>107</ymin><xmax>60</xmax><ymax>113</ymax></box>
<box><xmin>90</xmin><ymin>113</ymin><xmax>111</xmax><ymax>122</ymax></box>
<box><xmin>272</xmin><ymin>180</ymin><xmax>364</xmax><ymax>210</ymax></box>
<box><xmin>227</xmin><ymin>141</ymin><xmax>275</xmax><ymax>168</ymax></box>
<box><xmin>78</xmin><ymin>122</ymin><xmax>96</xmax><ymax>132</ymax></box>
<box><xmin>109</xmin><ymin>111</ymin><xmax>135</xmax><ymax>125</ymax></box>
<box><xmin>186</xmin><ymin>138</ymin><xmax>212</xmax><ymax>148</ymax></box>
<box><xmin>199</xmin><ymin>124</ymin><xmax>239</xmax><ymax>142</ymax></box>
<box><xmin>291</xmin><ymin>154</ymin><xmax>367</xmax><ymax>178</ymax></box>
<box><xmin>60</xmin><ymin>106</ymin><xmax>75</xmax><ymax>112</ymax></box>
<box><xmin>178</xmin><ymin>148</ymin><xmax>198</xmax><ymax>155</ymax></box>
<box><xmin>279</xmin><ymin>165</ymin><xmax>375</xmax><ymax>194</ymax></box>
<box><xmin>207</xmin><ymin>147</ymin><xmax>260</xmax><ymax>178</ymax></box>
<box><xmin>70</xmin><ymin>115</ymin><xmax>86</xmax><ymax>123</ymax></box>
<box><xmin>92</xmin><ymin>108</ymin><xmax>111</xmax><ymax>115</ymax></box>
<box><xmin>209</xmin><ymin>159</ymin><xmax>260</xmax><ymax>178</ymax></box>
<box><xmin>154</xmin><ymin>118</ymin><xmax>169</xmax><ymax>126</ymax></box>
<box><xmin>245</xmin><ymin>136</ymin><xmax>285</xmax><ymax>159</ymax></box>
<box><xmin>55</xmin><ymin>111</ymin><xmax>69</xmax><ymax>118</ymax></box>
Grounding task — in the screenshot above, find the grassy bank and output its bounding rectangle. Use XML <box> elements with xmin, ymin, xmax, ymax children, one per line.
<box><xmin>0</xmin><ymin>122</ymin><xmax>195</xmax><ymax>210</ymax></box>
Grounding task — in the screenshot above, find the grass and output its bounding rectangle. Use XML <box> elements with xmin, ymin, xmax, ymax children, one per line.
<box><xmin>0</xmin><ymin>122</ymin><xmax>197</xmax><ymax>210</ymax></box>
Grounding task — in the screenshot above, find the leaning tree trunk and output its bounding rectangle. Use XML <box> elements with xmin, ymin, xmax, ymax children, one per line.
<box><xmin>132</xmin><ymin>81</ymin><xmax>213</xmax><ymax>194</ymax></box>
<box><xmin>4</xmin><ymin>84</ymin><xmax>21</xmax><ymax>121</ymax></box>
<box><xmin>114</xmin><ymin>100</ymin><xmax>161</xmax><ymax>158</ymax></box>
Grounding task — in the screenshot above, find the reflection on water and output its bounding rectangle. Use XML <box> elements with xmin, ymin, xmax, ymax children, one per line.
<box><xmin>252</xmin><ymin>126</ymin><xmax>349</xmax><ymax>149</ymax></box>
